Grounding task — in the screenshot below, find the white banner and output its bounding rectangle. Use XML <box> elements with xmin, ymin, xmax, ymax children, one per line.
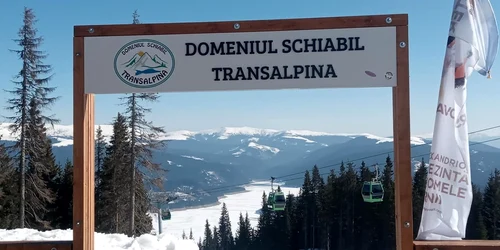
<box><xmin>417</xmin><ymin>0</ymin><xmax>498</xmax><ymax>240</ymax></box>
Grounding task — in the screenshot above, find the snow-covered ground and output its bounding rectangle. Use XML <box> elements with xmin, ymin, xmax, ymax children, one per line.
<box><xmin>153</xmin><ymin>182</ymin><xmax>301</xmax><ymax>241</ymax></box>
<box><xmin>0</xmin><ymin>182</ymin><xmax>299</xmax><ymax>249</ymax></box>
<box><xmin>0</xmin><ymin>228</ymin><xmax>198</xmax><ymax>250</ymax></box>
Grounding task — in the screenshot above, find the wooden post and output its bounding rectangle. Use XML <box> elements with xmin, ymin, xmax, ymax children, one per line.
<box><xmin>393</xmin><ymin>24</ymin><xmax>413</xmax><ymax>250</ymax></box>
<box><xmin>73</xmin><ymin>36</ymin><xmax>95</xmax><ymax>250</ymax></box>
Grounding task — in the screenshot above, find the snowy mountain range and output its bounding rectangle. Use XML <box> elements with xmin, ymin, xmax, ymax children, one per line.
<box><xmin>1</xmin><ymin>123</ymin><xmax>499</xmax><ymax>208</ymax></box>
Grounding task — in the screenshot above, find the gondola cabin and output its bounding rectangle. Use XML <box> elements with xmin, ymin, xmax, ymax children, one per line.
<box><xmin>361</xmin><ymin>181</ymin><xmax>384</xmax><ymax>203</ymax></box>
<box><xmin>161</xmin><ymin>209</ymin><xmax>171</xmax><ymax>220</ymax></box>
<box><xmin>268</xmin><ymin>192</ymin><xmax>286</xmax><ymax>211</ymax></box>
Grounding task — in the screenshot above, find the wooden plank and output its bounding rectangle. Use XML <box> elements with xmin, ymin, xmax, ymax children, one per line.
<box><xmin>0</xmin><ymin>241</ymin><xmax>72</xmax><ymax>250</ymax></box>
<box><xmin>414</xmin><ymin>240</ymin><xmax>500</xmax><ymax>250</ymax></box>
<box><xmin>73</xmin><ymin>36</ymin><xmax>95</xmax><ymax>250</ymax></box>
<box><xmin>393</xmin><ymin>25</ymin><xmax>412</xmax><ymax>250</ymax></box>
<box><xmin>74</xmin><ymin>14</ymin><xmax>408</xmax><ymax>37</ymax></box>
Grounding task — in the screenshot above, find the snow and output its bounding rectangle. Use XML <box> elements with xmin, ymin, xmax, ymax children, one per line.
<box><xmin>0</xmin><ymin>123</ymin><xmax>430</xmax><ymax>148</ymax></box>
<box><xmin>354</xmin><ymin>133</ymin><xmax>426</xmax><ymax>145</ymax></box>
<box><xmin>181</xmin><ymin>155</ymin><xmax>204</xmax><ymax>161</ymax></box>
<box><xmin>208</xmin><ymin>127</ymin><xmax>280</xmax><ymax>140</ymax></box>
<box><xmin>283</xmin><ymin>129</ymin><xmax>335</xmax><ymax>136</ymax></box>
<box><xmin>154</xmin><ymin>182</ymin><xmax>300</xmax><ymax>241</ymax></box>
<box><xmin>52</xmin><ymin>137</ymin><xmax>74</xmax><ymax>147</ymax></box>
<box><xmin>159</xmin><ymin>130</ymin><xmax>197</xmax><ymax>141</ymax></box>
<box><xmin>247</xmin><ymin>142</ymin><xmax>280</xmax><ymax>154</ymax></box>
<box><xmin>282</xmin><ymin>135</ymin><xmax>316</xmax><ymax>143</ymax></box>
<box><xmin>0</xmin><ymin>182</ymin><xmax>297</xmax><ymax>248</ymax></box>
<box><xmin>248</xmin><ymin>137</ymin><xmax>259</xmax><ymax>142</ymax></box>
<box><xmin>0</xmin><ymin>228</ymin><xmax>199</xmax><ymax>250</ymax></box>
<box><xmin>232</xmin><ymin>149</ymin><xmax>245</xmax><ymax>156</ymax></box>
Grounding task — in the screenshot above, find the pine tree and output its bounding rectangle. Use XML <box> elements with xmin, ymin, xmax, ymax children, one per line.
<box><xmin>198</xmin><ymin>238</ymin><xmax>203</xmax><ymax>250</ymax></box>
<box><xmin>218</xmin><ymin>202</ymin><xmax>234</xmax><ymax>250</ymax></box>
<box><xmin>95</xmin><ymin>125</ymin><xmax>106</xmax><ymax>187</ymax></box>
<box><xmin>466</xmin><ymin>183</ymin><xmax>487</xmax><ymax>239</ymax></box>
<box><xmin>255</xmin><ymin>191</ymin><xmax>271</xmax><ymax>249</ymax></box>
<box><xmin>322</xmin><ymin>169</ymin><xmax>339</xmax><ymax>250</ymax></box>
<box><xmin>95</xmin><ymin>113</ymin><xmax>130</xmax><ymax>234</ymax></box>
<box><xmin>412</xmin><ymin>158</ymin><xmax>427</xmax><ymax>238</ymax></box>
<box><xmin>203</xmin><ymin>220</ymin><xmax>213</xmax><ymax>250</ymax></box>
<box><xmin>56</xmin><ymin>160</ymin><xmax>73</xmax><ymax>229</ymax></box>
<box><xmin>343</xmin><ymin>162</ymin><xmax>358</xmax><ymax>249</ymax></box>
<box><xmin>6</xmin><ymin>7</ymin><xmax>59</xmax><ymax>228</ymax></box>
<box><xmin>285</xmin><ymin>193</ymin><xmax>300</xmax><ymax>250</ymax></box>
<box><xmin>42</xmin><ymin>145</ymin><xmax>61</xmax><ymax>229</ymax></box>
<box><xmin>379</xmin><ymin>156</ymin><xmax>396</xmax><ymax>249</ymax></box>
<box><xmin>0</xmin><ymin>141</ymin><xmax>16</xmax><ymax>228</ymax></box>
<box><xmin>311</xmin><ymin>165</ymin><xmax>325</xmax><ymax>249</ymax></box>
<box><xmin>482</xmin><ymin>169</ymin><xmax>500</xmax><ymax>240</ymax></box>
<box><xmin>189</xmin><ymin>228</ymin><xmax>194</xmax><ymax>240</ymax></box>
<box><xmin>212</xmin><ymin>226</ymin><xmax>221</xmax><ymax>250</ymax></box>
<box><xmin>121</xmin><ymin>9</ymin><xmax>167</xmax><ymax>236</ymax></box>
<box><xmin>25</xmin><ymin>98</ymin><xmax>57</xmax><ymax>229</ymax></box>
<box><xmin>298</xmin><ymin>170</ymin><xmax>314</xmax><ymax>249</ymax></box>
<box><xmin>182</xmin><ymin>230</ymin><xmax>187</xmax><ymax>239</ymax></box>
<box><xmin>132</xmin><ymin>169</ymin><xmax>153</xmax><ymax>236</ymax></box>
<box><xmin>359</xmin><ymin>161</ymin><xmax>373</xmax><ymax>183</ymax></box>
<box><xmin>235</xmin><ymin>212</ymin><xmax>251</xmax><ymax>250</ymax></box>
<box><xmin>0</xmin><ymin>141</ymin><xmax>12</xmax><ymax>201</ymax></box>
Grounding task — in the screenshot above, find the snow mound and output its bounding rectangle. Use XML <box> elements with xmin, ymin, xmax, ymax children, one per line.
<box><xmin>0</xmin><ymin>228</ymin><xmax>199</xmax><ymax>250</ymax></box>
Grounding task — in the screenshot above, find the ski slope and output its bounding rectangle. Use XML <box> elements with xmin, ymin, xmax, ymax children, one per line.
<box><xmin>152</xmin><ymin>181</ymin><xmax>301</xmax><ymax>241</ymax></box>
<box><xmin>0</xmin><ymin>182</ymin><xmax>299</xmax><ymax>249</ymax></box>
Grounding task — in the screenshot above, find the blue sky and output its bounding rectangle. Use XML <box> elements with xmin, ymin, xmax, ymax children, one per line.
<box><xmin>0</xmin><ymin>0</ymin><xmax>499</xmax><ymax>137</ymax></box>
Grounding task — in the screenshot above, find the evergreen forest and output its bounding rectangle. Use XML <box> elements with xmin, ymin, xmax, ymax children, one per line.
<box><xmin>195</xmin><ymin>160</ymin><xmax>500</xmax><ymax>250</ymax></box>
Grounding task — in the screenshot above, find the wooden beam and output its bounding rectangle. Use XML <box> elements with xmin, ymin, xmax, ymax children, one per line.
<box><xmin>73</xmin><ymin>36</ymin><xmax>95</xmax><ymax>250</ymax></box>
<box><xmin>71</xmin><ymin>13</ymin><xmax>410</xmax><ymax>250</ymax></box>
<box><xmin>74</xmin><ymin>14</ymin><xmax>407</xmax><ymax>37</ymax></box>
<box><xmin>393</xmin><ymin>25</ymin><xmax>413</xmax><ymax>250</ymax></box>
<box><xmin>414</xmin><ymin>240</ymin><xmax>500</xmax><ymax>250</ymax></box>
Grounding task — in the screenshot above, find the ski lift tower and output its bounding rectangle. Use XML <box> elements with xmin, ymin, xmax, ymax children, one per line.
<box><xmin>150</xmin><ymin>193</ymin><xmax>177</xmax><ymax>235</ymax></box>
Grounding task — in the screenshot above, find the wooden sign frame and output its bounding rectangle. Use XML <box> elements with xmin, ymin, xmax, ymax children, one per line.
<box><xmin>68</xmin><ymin>13</ymin><xmax>498</xmax><ymax>250</ymax></box>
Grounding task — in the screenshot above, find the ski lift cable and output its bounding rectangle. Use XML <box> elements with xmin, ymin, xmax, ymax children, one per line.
<box><xmin>200</xmin><ymin>124</ymin><xmax>500</xmax><ymax>194</ymax></box>
<box><xmin>277</xmin><ymin>137</ymin><xmax>500</xmax><ymax>184</ymax></box>
<box><xmin>202</xmin><ymin>136</ymin><xmax>500</xmax><ymax>195</ymax></box>
<box><xmin>202</xmin><ymin>134</ymin><xmax>500</xmax><ymax>194</ymax></box>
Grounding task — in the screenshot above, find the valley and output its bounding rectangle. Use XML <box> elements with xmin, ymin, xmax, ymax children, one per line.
<box><xmin>1</xmin><ymin>123</ymin><xmax>499</xmax><ymax>209</ymax></box>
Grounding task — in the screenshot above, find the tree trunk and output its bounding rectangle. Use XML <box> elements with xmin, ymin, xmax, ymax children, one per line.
<box><xmin>128</xmin><ymin>94</ymin><xmax>136</xmax><ymax>236</ymax></box>
<box><xmin>19</xmin><ymin>67</ymin><xmax>28</xmax><ymax>228</ymax></box>
<box><xmin>19</xmin><ymin>123</ymin><xmax>26</xmax><ymax>228</ymax></box>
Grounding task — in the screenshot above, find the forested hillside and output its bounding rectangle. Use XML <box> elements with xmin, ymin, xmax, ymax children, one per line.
<box><xmin>197</xmin><ymin>159</ymin><xmax>500</xmax><ymax>250</ymax></box>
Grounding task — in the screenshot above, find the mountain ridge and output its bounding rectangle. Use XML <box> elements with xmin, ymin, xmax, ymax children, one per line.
<box><xmin>0</xmin><ymin>123</ymin><xmax>445</xmax><ymax>146</ymax></box>
<box><xmin>0</xmin><ymin>123</ymin><xmax>499</xmax><ymax>208</ymax></box>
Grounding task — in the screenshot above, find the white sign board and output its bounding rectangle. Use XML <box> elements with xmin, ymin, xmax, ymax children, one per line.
<box><xmin>84</xmin><ymin>26</ymin><xmax>397</xmax><ymax>94</ymax></box>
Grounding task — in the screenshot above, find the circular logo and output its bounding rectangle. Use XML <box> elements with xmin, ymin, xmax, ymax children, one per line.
<box><xmin>114</xmin><ymin>39</ymin><xmax>175</xmax><ymax>88</ymax></box>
